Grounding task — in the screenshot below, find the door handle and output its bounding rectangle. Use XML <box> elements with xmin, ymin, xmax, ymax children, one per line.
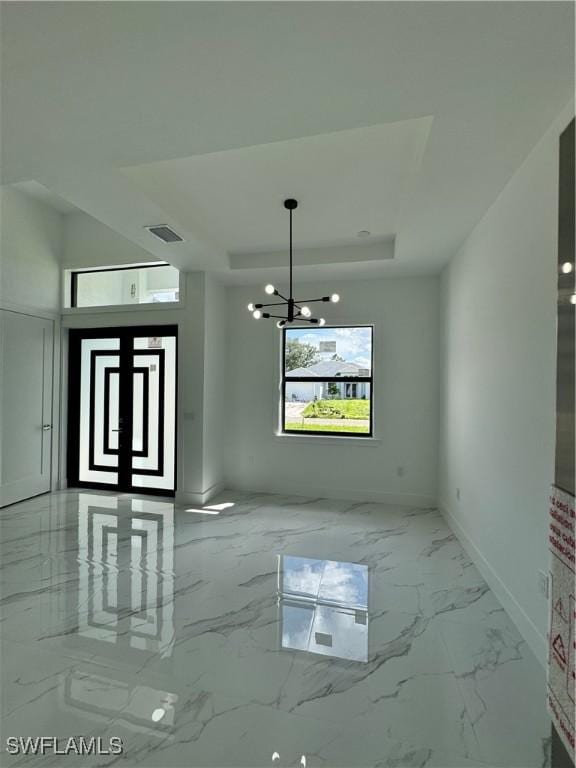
<box><xmin>42</xmin><ymin>424</ymin><xmax>52</xmax><ymax>431</ymax></box>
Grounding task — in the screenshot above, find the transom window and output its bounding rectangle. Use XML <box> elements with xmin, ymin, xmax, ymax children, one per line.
<box><xmin>68</xmin><ymin>263</ymin><xmax>179</xmax><ymax>309</ymax></box>
<box><xmin>281</xmin><ymin>326</ymin><xmax>373</xmax><ymax>437</ymax></box>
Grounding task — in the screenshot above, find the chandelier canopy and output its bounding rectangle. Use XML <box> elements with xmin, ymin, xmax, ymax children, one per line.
<box><xmin>247</xmin><ymin>199</ymin><xmax>340</xmax><ymax>328</ymax></box>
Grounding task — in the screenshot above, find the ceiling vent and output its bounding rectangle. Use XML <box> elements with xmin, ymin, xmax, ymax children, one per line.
<box><xmin>145</xmin><ymin>225</ymin><xmax>184</xmax><ymax>243</ymax></box>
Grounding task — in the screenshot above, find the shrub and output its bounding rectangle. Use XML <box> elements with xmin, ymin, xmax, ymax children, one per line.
<box><xmin>302</xmin><ymin>399</ymin><xmax>370</xmax><ymax>419</ymax></box>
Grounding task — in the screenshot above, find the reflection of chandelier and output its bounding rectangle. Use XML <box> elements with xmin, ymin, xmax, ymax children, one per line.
<box><xmin>247</xmin><ymin>199</ymin><xmax>340</xmax><ymax>328</ymax></box>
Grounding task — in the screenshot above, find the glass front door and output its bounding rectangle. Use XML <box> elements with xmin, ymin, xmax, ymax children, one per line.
<box><xmin>67</xmin><ymin>326</ymin><xmax>177</xmax><ymax>495</ymax></box>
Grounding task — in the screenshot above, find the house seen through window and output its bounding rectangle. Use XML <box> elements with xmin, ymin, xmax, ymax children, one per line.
<box><xmin>282</xmin><ymin>326</ymin><xmax>373</xmax><ymax>436</ymax></box>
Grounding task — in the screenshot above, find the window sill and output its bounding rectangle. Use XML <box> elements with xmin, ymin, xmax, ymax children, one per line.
<box><xmin>273</xmin><ymin>433</ymin><xmax>381</xmax><ymax>446</ymax></box>
<box><xmin>61</xmin><ymin>301</ymin><xmax>183</xmax><ymax>315</ymax></box>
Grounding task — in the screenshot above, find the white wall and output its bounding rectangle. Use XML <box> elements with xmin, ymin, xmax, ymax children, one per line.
<box><xmin>224</xmin><ymin>276</ymin><xmax>440</xmax><ymax>506</ymax></box>
<box><xmin>63</xmin><ymin>211</ymin><xmax>156</xmax><ymax>269</ymax></box>
<box><xmin>202</xmin><ymin>274</ymin><xmax>227</xmax><ymax>496</ymax></box>
<box><xmin>438</xmin><ymin>103</ymin><xmax>574</xmax><ymax>666</ymax></box>
<box><xmin>0</xmin><ymin>186</ymin><xmax>62</xmax><ymax>313</ymax></box>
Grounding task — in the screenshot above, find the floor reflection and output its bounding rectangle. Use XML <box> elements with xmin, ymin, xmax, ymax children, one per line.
<box><xmin>64</xmin><ymin>669</ymin><xmax>178</xmax><ymax>734</ymax></box>
<box><xmin>277</xmin><ymin>555</ymin><xmax>369</xmax><ymax>662</ymax></box>
<box><xmin>77</xmin><ymin>493</ymin><xmax>175</xmax><ymax>657</ymax></box>
<box><xmin>68</xmin><ymin>495</ymin><xmax>180</xmax><ymax>734</ymax></box>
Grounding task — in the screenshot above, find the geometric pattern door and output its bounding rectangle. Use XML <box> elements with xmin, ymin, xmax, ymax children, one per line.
<box><xmin>67</xmin><ymin>326</ymin><xmax>177</xmax><ymax>495</ymax></box>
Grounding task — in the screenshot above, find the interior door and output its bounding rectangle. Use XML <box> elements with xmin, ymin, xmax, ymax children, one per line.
<box><xmin>0</xmin><ymin>310</ymin><xmax>54</xmax><ymax>507</ymax></box>
<box><xmin>67</xmin><ymin>326</ymin><xmax>177</xmax><ymax>496</ymax></box>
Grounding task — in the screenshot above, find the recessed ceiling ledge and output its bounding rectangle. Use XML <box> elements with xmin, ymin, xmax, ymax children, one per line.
<box><xmin>229</xmin><ymin>238</ymin><xmax>395</xmax><ymax>271</ymax></box>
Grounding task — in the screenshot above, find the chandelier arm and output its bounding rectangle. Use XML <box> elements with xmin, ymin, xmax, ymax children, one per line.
<box><xmin>293</xmin><ymin>297</ymin><xmax>328</xmax><ymax>304</ymax></box>
<box><xmin>256</xmin><ymin>301</ymin><xmax>289</xmax><ymax>308</ymax></box>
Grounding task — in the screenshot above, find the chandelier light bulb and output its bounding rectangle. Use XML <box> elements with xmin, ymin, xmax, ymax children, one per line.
<box><xmin>247</xmin><ymin>303</ymin><xmax>255</xmax><ymax>312</ymax></box>
<box><xmin>276</xmin><ymin>320</ymin><xmax>286</xmax><ymax>328</ymax></box>
<box><xmin>319</xmin><ymin>318</ymin><xmax>326</xmax><ymax>326</ymax></box>
<box><xmin>253</xmin><ymin>310</ymin><xmax>262</xmax><ymax>319</ymax></box>
<box><xmin>265</xmin><ymin>284</ymin><xmax>275</xmax><ymax>295</ymax></box>
<box><xmin>561</xmin><ymin>262</ymin><xmax>573</xmax><ymax>274</ymax></box>
<box><xmin>301</xmin><ymin>306</ymin><xmax>312</xmax><ymax>317</ymax></box>
<box><xmin>330</xmin><ymin>293</ymin><xmax>340</xmax><ymax>303</ymax></box>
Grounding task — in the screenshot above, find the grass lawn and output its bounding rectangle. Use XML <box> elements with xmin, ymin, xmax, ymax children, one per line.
<box><xmin>285</xmin><ymin>422</ymin><xmax>370</xmax><ymax>434</ymax></box>
<box><xmin>302</xmin><ymin>399</ymin><xmax>370</xmax><ymax>420</ymax></box>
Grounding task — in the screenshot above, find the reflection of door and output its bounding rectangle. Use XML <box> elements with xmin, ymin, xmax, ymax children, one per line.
<box><xmin>0</xmin><ymin>310</ymin><xmax>54</xmax><ymax>507</ymax></box>
<box><xmin>67</xmin><ymin>326</ymin><xmax>177</xmax><ymax>495</ymax></box>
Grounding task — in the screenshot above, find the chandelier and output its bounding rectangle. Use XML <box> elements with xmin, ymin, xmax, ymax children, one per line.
<box><xmin>247</xmin><ymin>199</ymin><xmax>340</xmax><ymax>328</ymax></box>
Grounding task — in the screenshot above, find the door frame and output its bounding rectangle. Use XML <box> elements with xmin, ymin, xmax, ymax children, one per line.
<box><xmin>67</xmin><ymin>325</ymin><xmax>178</xmax><ymax>497</ymax></box>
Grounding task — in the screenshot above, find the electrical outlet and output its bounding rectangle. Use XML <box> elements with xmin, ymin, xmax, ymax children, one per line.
<box><xmin>538</xmin><ymin>570</ymin><xmax>549</xmax><ymax>599</ymax></box>
<box><xmin>456</xmin><ymin>487</ymin><xmax>461</xmax><ymax>501</ymax></box>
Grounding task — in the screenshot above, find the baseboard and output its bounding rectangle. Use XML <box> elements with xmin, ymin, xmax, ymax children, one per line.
<box><xmin>225</xmin><ymin>480</ymin><xmax>436</xmax><ymax>509</ymax></box>
<box><xmin>176</xmin><ymin>481</ymin><xmax>226</xmax><ymax>507</ymax></box>
<box><xmin>0</xmin><ymin>480</ymin><xmax>52</xmax><ymax>508</ymax></box>
<box><xmin>439</xmin><ymin>502</ymin><xmax>547</xmax><ymax>668</ymax></box>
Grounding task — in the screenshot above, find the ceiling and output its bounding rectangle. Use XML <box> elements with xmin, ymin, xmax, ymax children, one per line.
<box><xmin>1</xmin><ymin>2</ymin><xmax>573</xmax><ymax>284</ymax></box>
<box><xmin>11</xmin><ymin>181</ymin><xmax>79</xmax><ymax>215</ymax></box>
<box><xmin>123</xmin><ymin>116</ymin><xmax>432</xmax><ymax>259</ymax></box>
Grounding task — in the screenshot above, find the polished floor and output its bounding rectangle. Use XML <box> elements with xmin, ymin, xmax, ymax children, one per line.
<box><xmin>0</xmin><ymin>490</ymin><xmax>550</xmax><ymax>767</ymax></box>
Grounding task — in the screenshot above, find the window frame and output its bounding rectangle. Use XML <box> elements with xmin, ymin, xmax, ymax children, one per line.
<box><xmin>281</xmin><ymin>324</ymin><xmax>374</xmax><ymax>438</ymax></box>
<box><xmin>69</xmin><ymin>263</ymin><xmax>177</xmax><ymax>309</ymax></box>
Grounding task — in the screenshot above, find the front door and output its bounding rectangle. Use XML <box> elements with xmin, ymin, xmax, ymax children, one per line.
<box><xmin>67</xmin><ymin>326</ymin><xmax>177</xmax><ymax>496</ymax></box>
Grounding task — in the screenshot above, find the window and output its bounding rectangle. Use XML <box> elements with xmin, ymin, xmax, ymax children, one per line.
<box><xmin>281</xmin><ymin>326</ymin><xmax>373</xmax><ymax>436</ymax></box>
<box><xmin>69</xmin><ymin>263</ymin><xmax>179</xmax><ymax>309</ymax></box>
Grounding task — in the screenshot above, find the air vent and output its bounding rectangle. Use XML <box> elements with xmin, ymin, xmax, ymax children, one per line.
<box><xmin>145</xmin><ymin>225</ymin><xmax>184</xmax><ymax>243</ymax></box>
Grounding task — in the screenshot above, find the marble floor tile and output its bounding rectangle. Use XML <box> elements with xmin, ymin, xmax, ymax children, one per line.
<box><xmin>0</xmin><ymin>489</ymin><xmax>550</xmax><ymax>767</ymax></box>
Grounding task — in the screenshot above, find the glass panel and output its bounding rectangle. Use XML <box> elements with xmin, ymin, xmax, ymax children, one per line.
<box><xmin>131</xmin><ymin>335</ymin><xmax>176</xmax><ymax>491</ymax></box>
<box><xmin>108</xmin><ymin>372</ymin><xmax>120</xmax><ymax>451</ymax></box>
<box><xmin>284</xmin><ymin>326</ymin><xmax>372</xmax><ymax>377</ymax></box>
<box><xmin>131</xmin><ymin>354</ymin><xmax>160</xmax><ymax>469</ymax></box>
<box><xmin>79</xmin><ymin>338</ymin><xmax>120</xmax><ymax>484</ymax></box>
<box><xmin>74</xmin><ymin>265</ymin><xmax>179</xmax><ymax>308</ymax></box>
<box><xmin>132</xmin><ymin>370</ymin><xmax>146</xmax><ymax>453</ymax></box>
<box><xmin>284</xmin><ymin>381</ymin><xmax>371</xmax><ymax>434</ymax></box>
